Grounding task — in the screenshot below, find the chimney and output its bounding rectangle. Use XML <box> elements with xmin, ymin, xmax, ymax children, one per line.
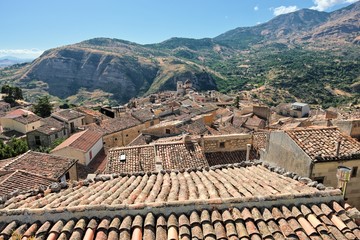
<box><xmin>336</xmin><ymin>141</ymin><xmax>341</xmax><ymax>156</ymax></box>
<box><xmin>246</xmin><ymin>144</ymin><xmax>252</xmax><ymax>161</ymax></box>
<box><xmin>336</xmin><ymin>166</ymin><xmax>352</xmax><ymax>198</ymax></box>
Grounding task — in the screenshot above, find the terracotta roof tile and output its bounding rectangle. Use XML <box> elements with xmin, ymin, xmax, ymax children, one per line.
<box><xmin>31</xmin><ymin>117</ymin><xmax>65</xmax><ymax>135</ymax></box>
<box><xmin>286</xmin><ymin>127</ymin><xmax>360</xmax><ymax>161</ymax></box>
<box><xmin>1</xmin><ymin>151</ymin><xmax>77</xmax><ymax>180</ymax></box>
<box><xmin>106</xmin><ymin>141</ymin><xmax>208</xmax><ymax>173</ymax></box>
<box><xmin>205</xmin><ymin>150</ymin><xmax>257</xmax><ymax>166</ymax></box>
<box><xmin>51</xmin><ymin>109</ymin><xmax>85</xmax><ymax>121</ymax></box>
<box><xmin>87</xmin><ymin>114</ymin><xmax>141</xmax><ymax>134</ymax></box>
<box><xmin>52</xmin><ymin>129</ymin><xmax>103</xmax><ymax>152</ymax></box>
<box><xmin>0</xmin><ymin>170</ymin><xmax>54</xmax><ymax>196</ymax></box>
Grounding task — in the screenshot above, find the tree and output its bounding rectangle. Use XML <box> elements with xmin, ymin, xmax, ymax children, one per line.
<box><xmin>0</xmin><ymin>138</ymin><xmax>28</xmax><ymax>160</ymax></box>
<box><xmin>1</xmin><ymin>85</ymin><xmax>23</xmax><ymax>106</ymax></box>
<box><xmin>33</xmin><ymin>95</ymin><xmax>53</xmax><ymax>118</ymax></box>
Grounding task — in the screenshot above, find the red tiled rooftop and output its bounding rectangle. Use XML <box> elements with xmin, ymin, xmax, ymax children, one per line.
<box><xmin>286</xmin><ymin>127</ymin><xmax>360</xmax><ymax>161</ymax></box>
<box><xmin>1</xmin><ymin>201</ymin><xmax>359</xmax><ymax>240</ymax></box>
<box><xmin>1</xmin><ymin>151</ymin><xmax>77</xmax><ymax>180</ymax></box>
<box><xmin>51</xmin><ymin>109</ymin><xmax>85</xmax><ymax>121</ymax></box>
<box><xmin>0</xmin><ymin>170</ymin><xmax>54</xmax><ymax>196</ymax></box>
<box><xmin>105</xmin><ymin>141</ymin><xmax>208</xmax><ymax>173</ymax></box>
<box><xmin>52</xmin><ymin>129</ymin><xmax>103</xmax><ymax>152</ymax></box>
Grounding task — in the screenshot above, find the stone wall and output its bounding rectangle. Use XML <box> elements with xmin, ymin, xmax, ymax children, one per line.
<box><xmin>262</xmin><ymin>131</ymin><xmax>313</xmax><ymax>177</ymax></box>
<box><xmin>312</xmin><ymin>160</ymin><xmax>360</xmax><ymax>209</ymax></box>
<box><xmin>202</xmin><ymin>134</ymin><xmax>252</xmax><ymax>153</ymax></box>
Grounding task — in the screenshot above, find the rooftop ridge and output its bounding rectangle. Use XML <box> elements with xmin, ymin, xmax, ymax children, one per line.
<box><xmin>0</xmin><ymin>189</ymin><xmax>343</xmax><ymax>224</ymax></box>
<box><xmin>0</xmin><ymin>161</ymin><xmax>336</xmax><ymax>210</ymax></box>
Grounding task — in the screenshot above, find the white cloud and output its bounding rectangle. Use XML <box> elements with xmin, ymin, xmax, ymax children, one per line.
<box><xmin>311</xmin><ymin>0</ymin><xmax>358</xmax><ymax>11</ymax></box>
<box><xmin>254</xmin><ymin>5</ymin><xmax>259</xmax><ymax>11</ymax></box>
<box><xmin>0</xmin><ymin>49</ymin><xmax>44</xmax><ymax>59</ymax></box>
<box><xmin>273</xmin><ymin>5</ymin><xmax>299</xmax><ymax>16</ymax></box>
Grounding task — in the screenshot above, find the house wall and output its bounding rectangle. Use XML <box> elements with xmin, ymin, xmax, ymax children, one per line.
<box><xmin>312</xmin><ymin>160</ymin><xmax>360</xmax><ymax>209</ymax></box>
<box><xmin>143</xmin><ymin>119</ymin><xmax>160</xmax><ymax>128</ymax></box>
<box><xmin>103</xmin><ymin>124</ymin><xmax>146</xmax><ymax>152</ymax></box>
<box><xmin>84</xmin><ymin>137</ymin><xmax>103</xmax><ymax>165</ymax></box>
<box><xmin>66</xmin><ymin>164</ymin><xmax>78</xmax><ymax>181</ymax></box>
<box><xmin>142</xmin><ymin>124</ymin><xmax>181</xmax><ymax>137</ymax></box>
<box><xmin>1</xmin><ymin>118</ymin><xmax>41</xmax><ymax>134</ymax></box>
<box><xmin>51</xmin><ymin>147</ymin><xmax>86</xmax><ymax>165</ymax></box>
<box><xmin>27</xmin><ymin>129</ymin><xmax>67</xmax><ymax>149</ymax></box>
<box><xmin>262</xmin><ymin>131</ymin><xmax>313</xmax><ymax>177</ymax></box>
<box><xmin>253</xmin><ymin>106</ymin><xmax>270</xmax><ymax>120</ymax></box>
<box><xmin>202</xmin><ymin>134</ymin><xmax>252</xmax><ymax>153</ymax></box>
<box><xmin>334</xmin><ymin>120</ymin><xmax>360</xmax><ymax>139</ymax></box>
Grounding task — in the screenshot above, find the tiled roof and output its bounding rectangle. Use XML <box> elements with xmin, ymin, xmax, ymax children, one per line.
<box><xmin>205</xmin><ymin>150</ymin><xmax>257</xmax><ymax>166</ymax></box>
<box><xmin>178</xmin><ymin>120</ymin><xmax>209</xmax><ymax>135</ymax></box>
<box><xmin>0</xmin><ymin>151</ymin><xmax>77</xmax><ymax>180</ymax></box>
<box><xmin>2</xmin><ymin>201</ymin><xmax>359</xmax><ymax>240</ymax></box>
<box><xmin>0</xmin><ymin>170</ymin><xmax>54</xmax><ymax>196</ymax></box>
<box><xmin>51</xmin><ymin>109</ymin><xmax>85</xmax><ymax>121</ymax></box>
<box><xmin>286</xmin><ymin>127</ymin><xmax>360</xmax><ymax>161</ymax></box>
<box><xmin>4</xmin><ymin>163</ymin><xmax>329</xmax><ymax>211</ymax></box>
<box><xmin>30</xmin><ymin>117</ymin><xmax>64</xmax><ymax>135</ymax></box>
<box><xmin>1</xmin><ymin>161</ymin><xmax>359</xmax><ymax>240</ymax></box>
<box><xmin>157</xmin><ymin>142</ymin><xmax>208</xmax><ymax>170</ymax></box>
<box><xmin>12</xmin><ymin>114</ymin><xmax>42</xmax><ymax>124</ymax></box>
<box><xmin>106</xmin><ymin>145</ymin><xmax>156</xmax><ymax>173</ymax></box>
<box><xmin>87</xmin><ymin>114</ymin><xmax>141</xmax><ymax>134</ymax></box>
<box><xmin>2</xmin><ymin>109</ymin><xmax>33</xmax><ymax>118</ymax></box>
<box><xmin>131</xmin><ymin>109</ymin><xmax>156</xmax><ymax>122</ymax></box>
<box><xmin>76</xmin><ymin>106</ymin><xmax>106</xmax><ymax>118</ymax></box>
<box><xmin>52</xmin><ymin>129</ymin><xmax>103</xmax><ymax>152</ymax></box>
<box><xmin>106</xmin><ymin>141</ymin><xmax>208</xmax><ymax>173</ymax></box>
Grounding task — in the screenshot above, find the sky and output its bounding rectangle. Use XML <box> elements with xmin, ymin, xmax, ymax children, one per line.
<box><xmin>0</xmin><ymin>0</ymin><xmax>358</xmax><ymax>59</ymax></box>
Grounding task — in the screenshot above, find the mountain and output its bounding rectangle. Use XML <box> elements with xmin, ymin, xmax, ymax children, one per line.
<box><xmin>0</xmin><ymin>56</ymin><xmax>33</xmax><ymax>67</ymax></box>
<box><xmin>1</xmin><ymin>1</ymin><xmax>359</xmax><ymax>107</ymax></box>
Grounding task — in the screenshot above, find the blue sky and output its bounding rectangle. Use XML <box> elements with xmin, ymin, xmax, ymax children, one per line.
<box><xmin>0</xmin><ymin>0</ymin><xmax>358</xmax><ymax>58</ymax></box>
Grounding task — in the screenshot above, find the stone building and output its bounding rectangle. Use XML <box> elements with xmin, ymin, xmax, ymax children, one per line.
<box><xmin>51</xmin><ymin>109</ymin><xmax>85</xmax><ymax>134</ymax></box>
<box><xmin>0</xmin><ymin>109</ymin><xmax>42</xmax><ymax>134</ymax></box>
<box><xmin>27</xmin><ymin>117</ymin><xmax>68</xmax><ymax>149</ymax></box>
<box><xmin>263</xmin><ymin>127</ymin><xmax>360</xmax><ymax>209</ymax></box>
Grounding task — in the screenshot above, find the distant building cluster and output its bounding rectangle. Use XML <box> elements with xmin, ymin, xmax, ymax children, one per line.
<box><xmin>0</xmin><ymin>86</ymin><xmax>359</xmax><ymax>238</ymax></box>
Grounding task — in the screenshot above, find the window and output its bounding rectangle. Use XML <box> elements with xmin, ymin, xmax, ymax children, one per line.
<box><xmin>219</xmin><ymin>142</ymin><xmax>225</xmax><ymax>148</ymax></box>
<box><xmin>351</xmin><ymin>167</ymin><xmax>358</xmax><ymax>178</ymax></box>
<box><xmin>150</xmin><ymin>120</ymin><xmax>154</xmax><ymax>126</ymax></box>
<box><xmin>165</xmin><ymin>129</ymin><xmax>171</xmax><ymax>134</ymax></box>
<box><xmin>126</xmin><ymin>134</ymin><xmax>128</xmax><ymax>137</ymax></box>
<box><xmin>63</xmin><ymin>129</ymin><xmax>66</xmax><ymax>135</ymax></box>
<box><xmin>32</xmin><ymin>126</ymin><xmax>35</xmax><ymax>129</ymax></box>
<box><xmin>55</xmin><ymin>133</ymin><xmax>58</xmax><ymax>139</ymax></box>
<box><xmin>115</xmin><ymin>138</ymin><xmax>118</xmax><ymax>141</ymax></box>
<box><xmin>89</xmin><ymin>150</ymin><xmax>92</xmax><ymax>160</ymax></box>
<box><xmin>65</xmin><ymin>172</ymin><xmax>70</xmax><ymax>180</ymax></box>
<box><xmin>35</xmin><ymin>136</ymin><xmax>41</xmax><ymax>146</ymax></box>
<box><xmin>314</xmin><ymin>176</ymin><xmax>325</xmax><ymax>184</ymax></box>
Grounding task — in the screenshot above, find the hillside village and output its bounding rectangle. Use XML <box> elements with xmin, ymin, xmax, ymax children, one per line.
<box><xmin>0</xmin><ymin>79</ymin><xmax>359</xmax><ymax>239</ymax></box>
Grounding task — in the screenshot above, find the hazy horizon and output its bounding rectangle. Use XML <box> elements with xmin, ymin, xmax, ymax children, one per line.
<box><xmin>1</xmin><ymin>0</ymin><xmax>358</xmax><ymax>59</ymax></box>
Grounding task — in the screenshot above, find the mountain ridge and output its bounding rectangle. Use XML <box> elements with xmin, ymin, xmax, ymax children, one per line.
<box><xmin>1</xmin><ymin>1</ymin><xmax>359</xmax><ymax>107</ymax></box>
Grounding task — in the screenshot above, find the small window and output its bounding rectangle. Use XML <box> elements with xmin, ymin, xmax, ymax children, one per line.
<box><xmin>126</xmin><ymin>134</ymin><xmax>128</xmax><ymax>137</ymax></box>
<box><xmin>165</xmin><ymin>129</ymin><xmax>171</xmax><ymax>134</ymax></box>
<box><xmin>65</xmin><ymin>172</ymin><xmax>70</xmax><ymax>180</ymax></box>
<box><xmin>314</xmin><ymin>176</ymin><xmax>325</xmax><ymax>184</ymax></box>
<box><xmin>32</xmin><ymin>126</ymin><xmax>35</xmax><ymax>129</ymax></box>
<box><xmin>351</xmin><ymin>167</ymin><xmax>358</xmax><ymax>178</ymax></box>
<box><xmin>89</xmin><ymin>150</ymin><xmax>92</xmax><ymax>160</ymax></box>
<box><xmin>219</xmin><ymin>142</ymin><xmax>225</xmax><ymax>148</ymax></box>
<box><xmin>150</xmin><ymin>120</ymin><xmax>154</xmax><ymax>126</ymax></box>
<box><xmin>115</xmin><ymin>138</ymin><xmax>118</xmax><ymax>141</ymax></box>
<box><xmin>63</xmin><ymin>129</ymin><xmax>66</xmax><ymax>135</ymax></box>
<box><xmin>55</xmin><ymin>133</ymin><xmax>58</xmax><ymax>139</ymax></box>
